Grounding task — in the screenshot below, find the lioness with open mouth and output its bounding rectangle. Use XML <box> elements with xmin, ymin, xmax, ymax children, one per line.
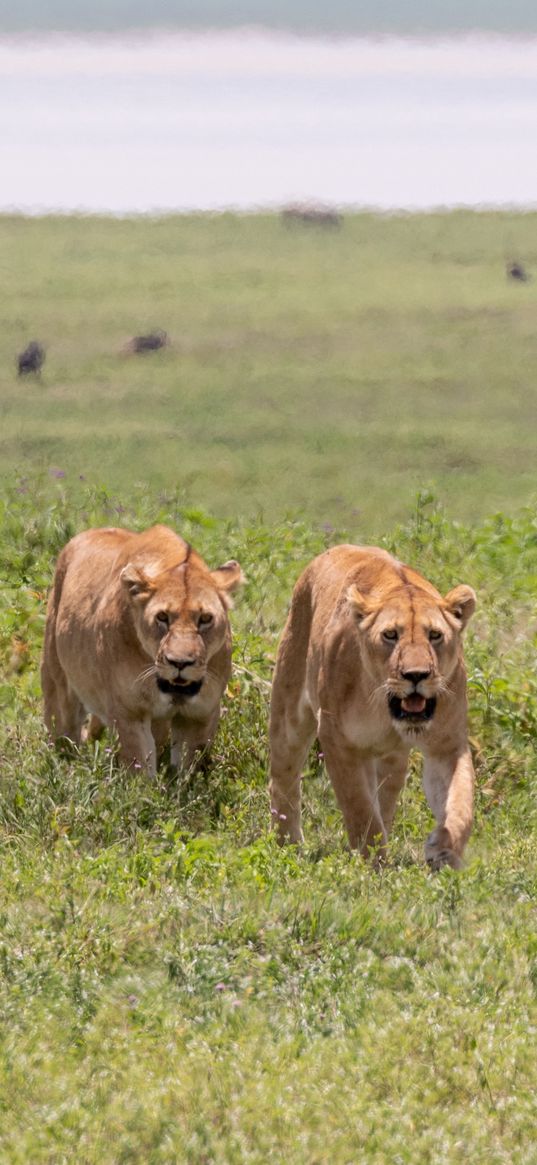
<box><xmin>42</xmin><ymin>525</ymin><xmax>243</xmax><ymax>774</ymax></box>
<box><xmin>269</xmin><ymin>545</ymin><xmax>476</xmax><ymax>869</ymax></box>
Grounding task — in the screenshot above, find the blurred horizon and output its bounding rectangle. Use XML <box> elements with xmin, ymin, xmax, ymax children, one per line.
<box><xmin>1</xmin><ymin>0</ymin><xmax>537</xmax><ymax>36</ymax></box>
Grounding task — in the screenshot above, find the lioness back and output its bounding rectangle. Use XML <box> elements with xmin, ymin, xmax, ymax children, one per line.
<box><xmin>270</xmin><ymin>544</ymin><xmax>476</xmax><ymax>869</ymax></box>
<box><xmin>42</xmin><ymin>524</ymin><xmax>243</xmax><ymax>775</ymax></box>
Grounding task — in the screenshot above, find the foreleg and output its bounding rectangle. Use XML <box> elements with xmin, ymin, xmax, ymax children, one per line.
<box><xmin>114</xmin><ymin>718</ymin><xmax>157</xmax><ymax>776</ymax></box>
<box><xmin>171</xmin><ymin>711</ymin><xmax>219</xmax><ymax>774</ymax></box>
<box><xmin>422</xmin><ymin>747</ymin><xmax>474</xmax><ymax>869</ymax></box>
<box><xmin>319</xmin><ymin>724</ymin><xmax>386</xmax><ymax>860</ymax></box>
<box><xmin>376</xmin><ymin>749</ymin><xmax>410</xmax><ymax>837</ymax></box>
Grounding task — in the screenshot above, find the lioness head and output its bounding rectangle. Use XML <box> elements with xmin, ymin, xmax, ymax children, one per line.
<box><xmin>120</xmin><ymin>549</ymin><xmax>243</xmax><ymax>700</ymax></box>
<box><xmin>348</xmin><ymin>577</ymin><xmax>476</xmax><ymax>737</ymax></box>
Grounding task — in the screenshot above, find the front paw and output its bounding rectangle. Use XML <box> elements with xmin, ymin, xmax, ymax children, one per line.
<box><xmin>271</xmin><ymin>808</ymin><xmax>303</xmax><ymax>846</ymax></box>
<box><xmin>425</xmin><ymin>832</ymin><xmax>463</xmax><ymax>871</ymax></box>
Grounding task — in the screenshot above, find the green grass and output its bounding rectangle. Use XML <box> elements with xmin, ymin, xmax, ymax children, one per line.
<box><xmin>1</xmin><ymin>211</ymin><xmax>536</xmax><ymax>1161</ymax></box>
<box><xmin>1</xmin><ymin>480</ymin><xmax>536</xmax><ymax>1162</ymax></box>
<box><xmin>2</xmin><ymin>210</ymin><xmax>537</xmax><ymax>534</ymax></box>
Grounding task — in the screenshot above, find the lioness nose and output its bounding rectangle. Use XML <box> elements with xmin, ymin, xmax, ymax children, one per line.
<box><xmin>165</xmin><ymin>654</ymin><xmax>196</xmax><ymax>672</ymax></box>
<box><xmin>402</xmin><ymin>668</ymin><xmax>431</xmax><ymax>685</ymax></box>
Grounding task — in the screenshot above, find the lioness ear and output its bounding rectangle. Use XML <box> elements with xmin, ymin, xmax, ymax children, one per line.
<box><xmin>443</xmin><ymin>584</ymin><xmax>476</xmax><ymax>630</ymax></box>
<box><xmin>120</xmin><ymin>563</ymin><xmax>155</xmax><ymax>599</ymax></box>
<box><xmin>210</xmin><ymin>560</ymin><xmax>245</xmax><ymax>607</ymax></box>
<box><xmin>347</xmin><ymin>584</ymin><xmax>376</xmax><ymax>626</ymax></box>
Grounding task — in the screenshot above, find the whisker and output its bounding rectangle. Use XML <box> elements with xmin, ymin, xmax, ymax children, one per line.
<box><xmin>367</xmin><ymin>678</ymin><xmax>395</xmax><ymax>709</ymax></box>
<box><xmin>133</xmin><ymin>664</ymin><xmax>157</xmax><ymax>688</ymax></box>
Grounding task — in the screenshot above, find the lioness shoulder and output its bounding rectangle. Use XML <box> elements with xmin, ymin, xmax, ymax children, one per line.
<box><xmin>269</xmin><ymin>544</ymin><xmax>476</xmax><ymax>869</ymax></box>
<box><xmin>42</xmin><ymin>524</ymin><xmax>243</xmax><ymax>774</ymax></box>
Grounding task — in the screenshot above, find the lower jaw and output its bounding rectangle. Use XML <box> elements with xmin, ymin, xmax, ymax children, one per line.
<box><xmin>394</xmin><ymin>717</ymin><xmax>432</xmax><ymax>734</ymax></box>
<box><xmin>156</xmin><ymin>677</ymin><xmax>203</xmax><ymax>699</ymax></box>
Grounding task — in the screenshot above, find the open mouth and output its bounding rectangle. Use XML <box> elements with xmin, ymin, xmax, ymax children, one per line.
<box><xmin>389</xmin><ymin>694</ymin><xmax>437</xmax><ymax>723</ymax></box>
<box><xmin>157</xmin><ymin>677</ymin><xmax>203</xmax><ymax>699</ymax></box>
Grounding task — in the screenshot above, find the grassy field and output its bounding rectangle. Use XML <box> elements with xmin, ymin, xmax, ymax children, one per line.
<box><xmin>1</xmin><ymin>212</ymin><xmax>536</xmax><ymax>1161</ymax></box>
<box><xmin>2</xmin><ymin>210</ymin><xmax>537</xmax><ymax>534</ymax></box>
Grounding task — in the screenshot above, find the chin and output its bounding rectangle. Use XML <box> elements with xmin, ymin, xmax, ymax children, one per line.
<box><xmin>395</xmin><ymin>718</ymin><xmax>433</xmax><ymax>740</ymax></box>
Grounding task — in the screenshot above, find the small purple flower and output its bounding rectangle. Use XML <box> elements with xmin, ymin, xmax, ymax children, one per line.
<box><xmin>49</xmin><ymin>467</ymin><xmax>66</xmax><ymax>479</ymax></box>
<box><xmin>215</xmin><ymin>982</ymin><xmax>226</xmax><ymax>991</ymax></box>
<box><xmin>270</xmin><ymin>807</ymin><xmax>279</xmax><ymax>817</ymax></box>
<box><xmin>278</xmin><ymin>813</ymin><xmax>287</xmax><ymax>821</ymax></box>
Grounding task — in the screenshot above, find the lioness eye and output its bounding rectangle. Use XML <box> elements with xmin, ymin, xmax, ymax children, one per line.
<box><xmin>382</xmin><ymin>629</ymin><xmax>398</xmax><ymax>642</ymax></box>
<box><xmin>155</xmin><ymin>611</ymin><xmax>169</xmax><ymax>627</ymax></box>
<box><xmin>198</xmin><ymin>612</ymin><xmax>214</xmax><ymax>628</ymax></box>
<box><xmin>429</xmin><ymin>629</ymin><xmax>443</xmax><ymax>642</ymax></box>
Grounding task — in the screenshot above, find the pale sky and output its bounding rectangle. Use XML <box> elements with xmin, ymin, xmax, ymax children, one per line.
<box><xmin>2</xmin><ymin>31</ymin><xmax>537</xmax><ymax>212</ymax></box>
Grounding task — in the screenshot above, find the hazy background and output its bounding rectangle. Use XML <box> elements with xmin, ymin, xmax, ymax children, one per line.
<box><xmin>2</xmin><ymin>0</ymin><xmax>537</xmax><ymax>213</ymax></box>
<box><xmin>2</xmin><ymin>0</ymin><xmax>536</xmax><ymax>519</ymax></box>
<box><xmin>2</xmin><ymin>32</ymin><xmax>537</xmax><ymax>213</ymax></box>
<box><xmin>1</xmin><ymin>0</ymin><xmax>537</xmax><ymax>34</ymax></box>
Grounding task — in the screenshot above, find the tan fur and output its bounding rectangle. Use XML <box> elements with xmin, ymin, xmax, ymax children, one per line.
<box><xmin>41</xmin><ymin>524</ymin><xmax>243</xmax><ymax>774</ymax></box>
<box><xmin>269</xmin><ymin>545</ymin><xmax>476</xmax><ymax>869</ymax></box>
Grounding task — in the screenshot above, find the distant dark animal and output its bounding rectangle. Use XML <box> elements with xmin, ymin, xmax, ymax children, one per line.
<box><xmin>129</xmin><ymin>330</ymin><xmax>169</xmax><ymax>353</ymax></box>
<box><xmin>507</xmin><ymin>261</ymin><xmax>530</xmax><ymax>282</ymax></box>
<box><xmin>281</xmin><ymin>204</ymin><xmax>342</xmax><ymax>228</ymax></box>
<box><xmin>17</xmin><ymin>341</ymin><xmax>45</xmax><ymax>376</ymax></box>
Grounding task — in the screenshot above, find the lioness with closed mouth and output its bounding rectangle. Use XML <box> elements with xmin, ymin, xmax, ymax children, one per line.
<box><xmin>42</xmin><ymin>525</ymin><xmax>243</xmax><ymax>774</ymax></box>
<box><xmin>269</xmin><ymin>545</ymin><xmax>476</xmax><ymax>869</ymax></box>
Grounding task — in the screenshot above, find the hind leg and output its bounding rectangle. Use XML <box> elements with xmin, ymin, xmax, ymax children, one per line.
<box><xmin>41</xmin><ymin>612</ymin><xmax>86</xmax><ymax>744</ymax></box>
<box><xmin>42</xmin><ymin>666</ymin><xmax>85</xmax><ymax>744</ymax></box>
<box><xmin>269</xmin><ymin>694</ymin><xmax>317</xmax><ymax>845</ymax></box>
